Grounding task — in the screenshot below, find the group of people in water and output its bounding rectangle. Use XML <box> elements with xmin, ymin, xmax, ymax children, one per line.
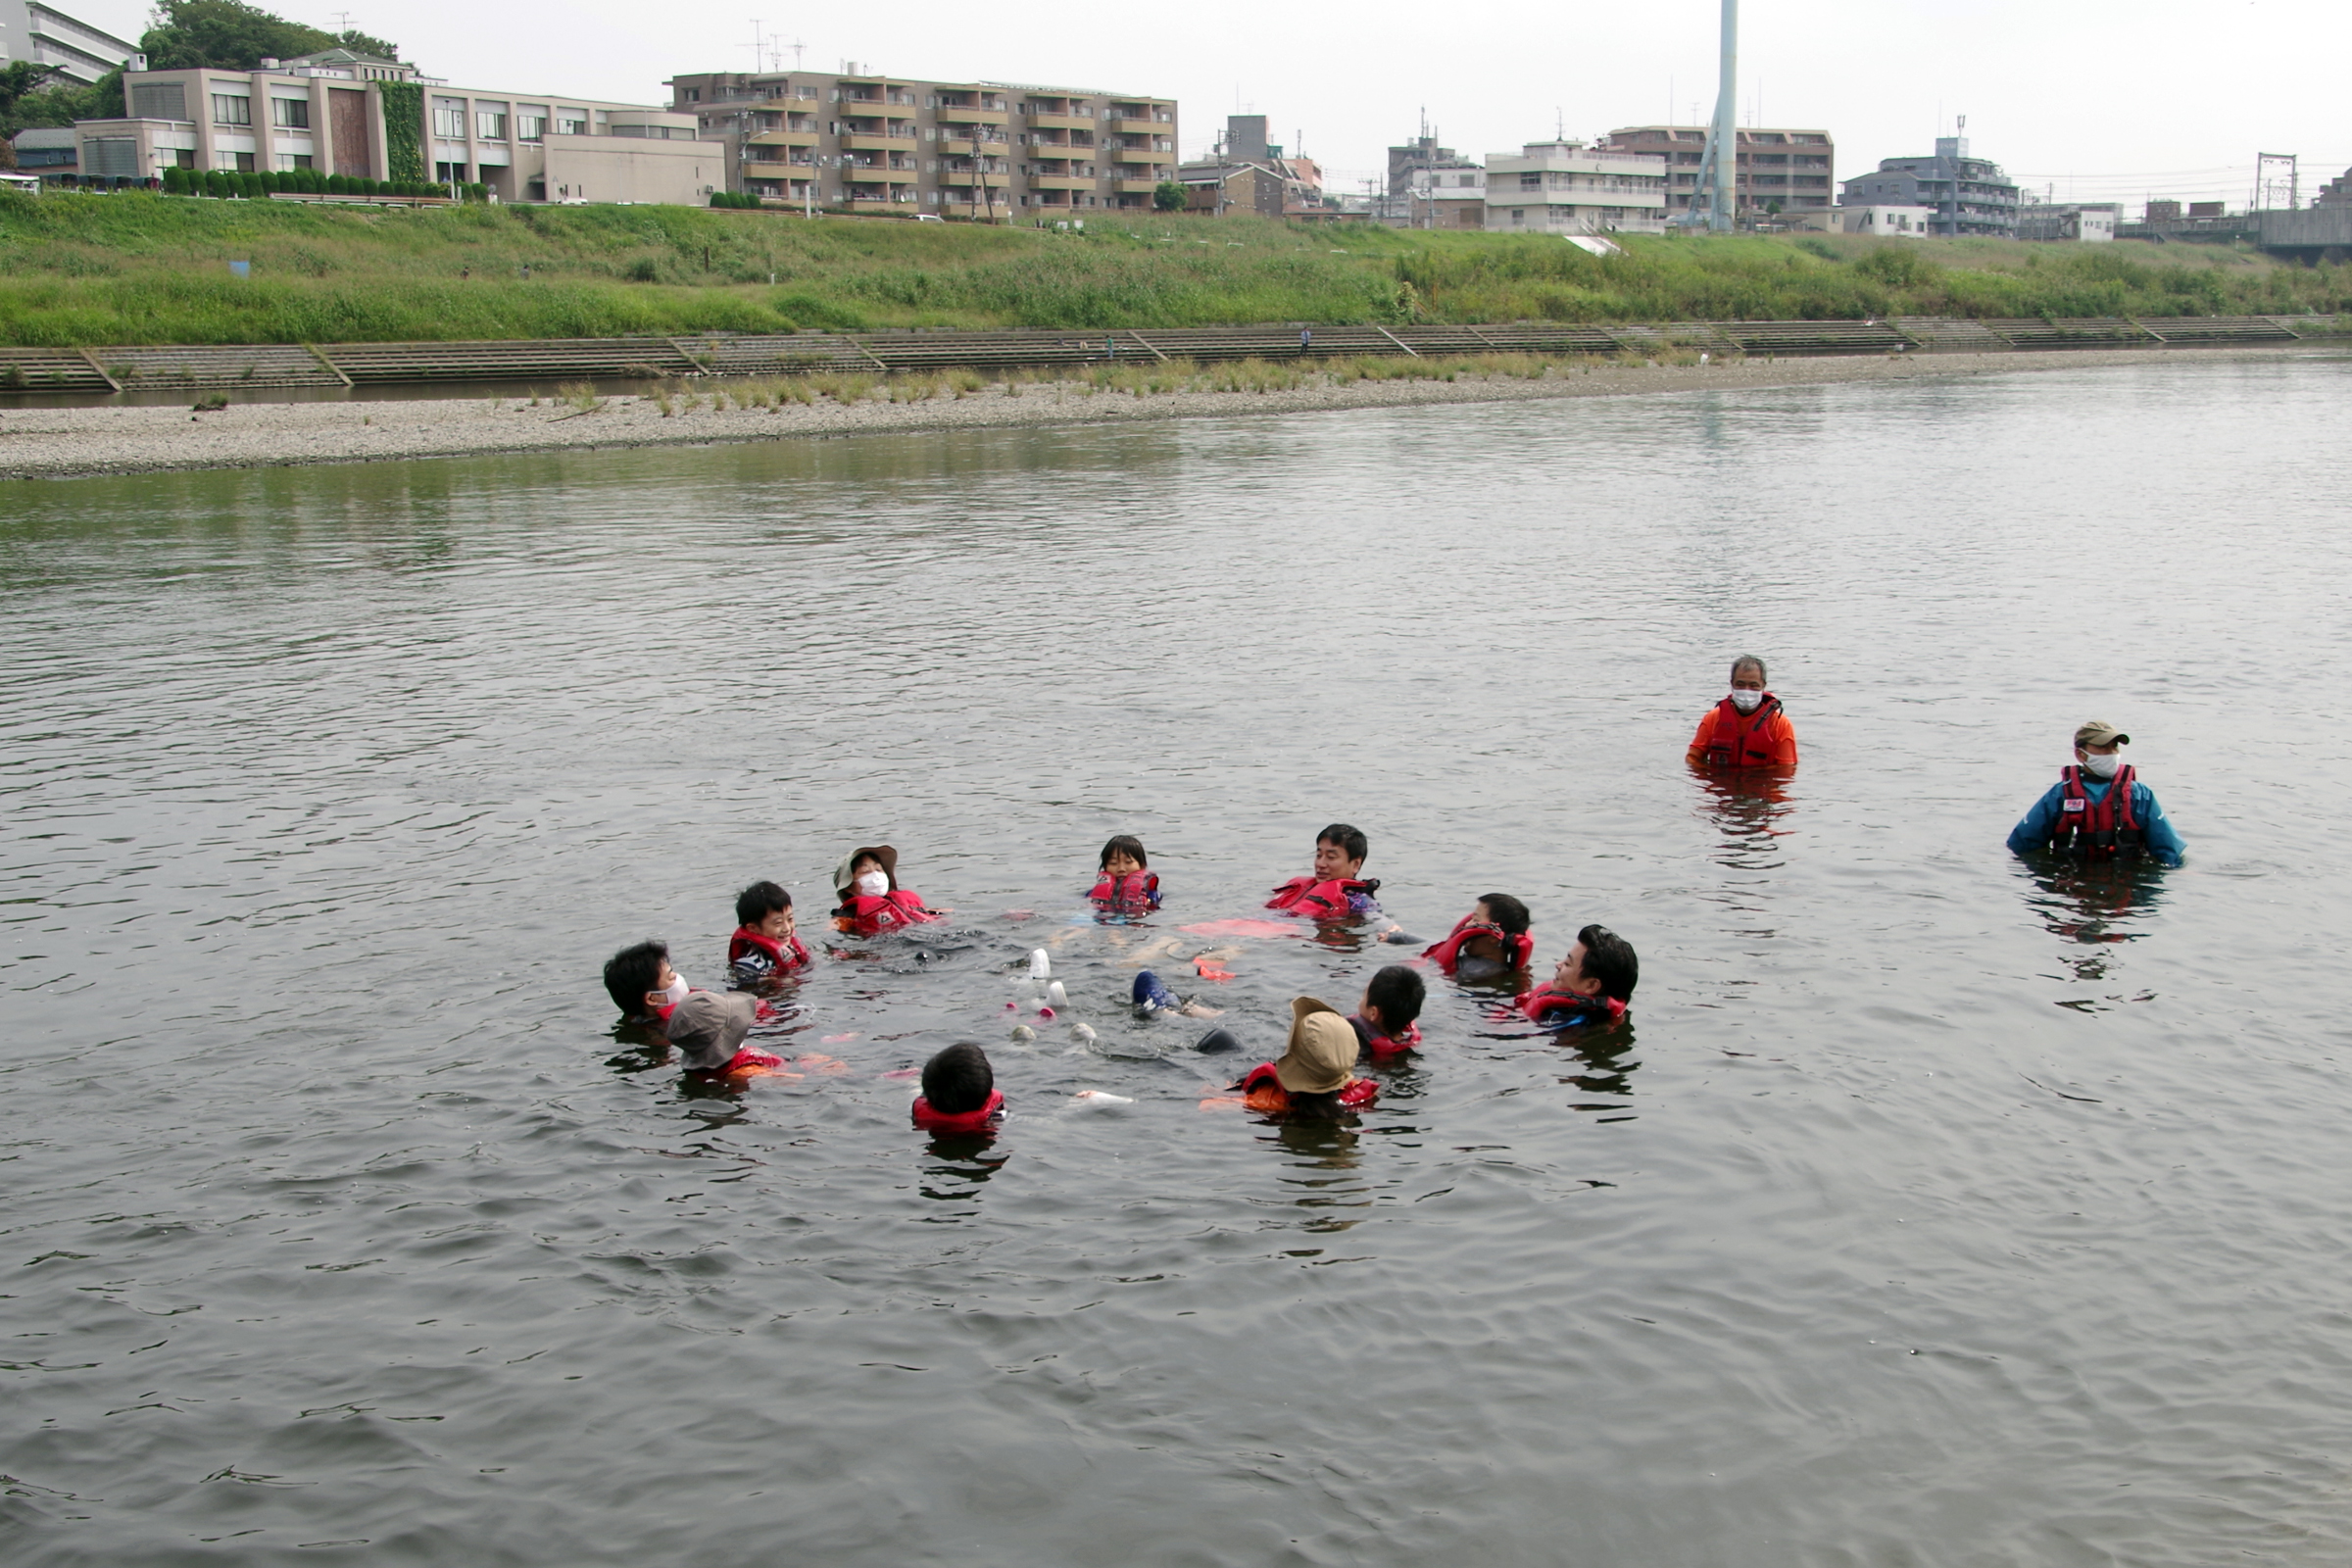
<box><xmin>599</xmin><ymin>654</ymin><xmax>2186</xmax><ymax>1135</ymax></box>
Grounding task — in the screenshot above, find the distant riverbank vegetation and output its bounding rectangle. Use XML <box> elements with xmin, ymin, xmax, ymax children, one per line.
<box><xmin>0</xmin><ymin>191</ymin><xmax>2344</xmax><ymax>347</ymax></box>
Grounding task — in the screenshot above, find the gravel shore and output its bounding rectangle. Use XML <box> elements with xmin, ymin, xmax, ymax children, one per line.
<box><xmin>0</xmin><ymin>344</ymin><xmax>2331</xmax><ymax>482</ymax></box>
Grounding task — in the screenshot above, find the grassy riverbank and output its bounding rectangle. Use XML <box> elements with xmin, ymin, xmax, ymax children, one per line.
<box><xmin>1</xmin><ymin>190</ymin><xmax>2347</xmax><ymax>346</ymax></box>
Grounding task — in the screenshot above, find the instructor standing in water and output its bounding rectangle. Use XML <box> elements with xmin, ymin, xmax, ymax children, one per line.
<box><xmin>1688</xmin><ymin>655</ymin><xmax>1798</xmax><ymax>768</ymax></box>
<box><xmin>2007</xmin><ymin>720</ymin><xmax>2185</xmax><ymax>866</ymax></box>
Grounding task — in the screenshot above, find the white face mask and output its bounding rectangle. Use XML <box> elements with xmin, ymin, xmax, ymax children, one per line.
<box><xmin>2081</xmin><ymin>752</ymin><xmax>2121</xmax><ymax>780</ymax></box>
<box><xmin>661</xmin><ymin>974</ymin><xmax>689</xmax><ymax>1006</ymax></box>
<box><xmin>855</xmin><ymin>870</ymin><xmax>889</xmax><ymax>898</ymax></box>
<box><xmin>1729</xmin><ymin>688</ymin><xmax>1764</xmax><ymax>713</ymax></box>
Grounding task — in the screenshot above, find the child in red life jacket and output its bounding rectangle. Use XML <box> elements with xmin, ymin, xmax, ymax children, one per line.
<box><xmin>830</xmin><ymin>844</ymin><xmax>943</xmax><ymax>937</ymax></box>
<box><xmin>1090</xmin><ymin>834</ymin><xmax>1162</xmax><ymax>915</ymax></box>
<box><xmin>1267</xmin><ymin>822</ymin><xmax>1382</xmax><ymax>919</ymax></box>
<box><xmin>664</xmin><ymin>989</ymin><xmax>787</xmax><ymax>1076</ymax></box>
<box><xmin>1350</xmin><ymin>964</ymin><xmax>1426</xmax><ymax>1057</ymax></box>
<box><xmin>1518</xmin><ymin>924</ymin><xmax>1638</xmax><ymax>1030</ymax></box>
<box><xmin>727</xmin><ymin>880</ymin><xmax>813</xmax><ymax>982</ymax></box>
<box><xmin>911</xmin><ymin>1041</ymin><xmax>1004</xmax><ymax>1134</ymax></box>
<box><xmin>1231</xmin><ymin>998</ymin><xmax>1380</xmax><ymax>1118</ymax></box>
<box><xmin>1421</xmin><ymin>894</ymin><xmax>1535</xmax><ymax>980</ymax></box>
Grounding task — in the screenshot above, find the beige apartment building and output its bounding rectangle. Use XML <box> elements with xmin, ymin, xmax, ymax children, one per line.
<box><xmin>74</xmin><ymin>51</ymin><xmax>717</xmax><ymax>204</ymax></box>
<box><xmin>1594</xmin><ymin>124</ymin><xmax>1835</xmax><ymax>224</ymax></box>
<box><xmin>665</xmin><ymin>67</ymin><xmax>1176</xmax><ymax>214</ymax></box>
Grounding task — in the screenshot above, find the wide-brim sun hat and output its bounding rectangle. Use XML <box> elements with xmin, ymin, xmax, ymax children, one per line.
<box><xmin>1276</xmin><ymin>997</ymin><xmax>1355</xmax><ymax>1095</ymax></box>
<box><xmin>832</xmin><ymin>844</ymin><xmax>900</xmax><ymax>896</ymax></box>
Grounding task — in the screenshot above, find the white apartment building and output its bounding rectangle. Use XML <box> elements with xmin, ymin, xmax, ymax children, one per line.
<box><xmin>1840</xmin><ymin>204</ymin><xmax>1936</xmax><ymax>237</ymax></box>
<box><xmin>1407</xmin><ymin>160</ymin><xmax>1485</xmax><ymax>229</ymax></box>
<box><xmin>1483</xmin><ymin>139</ymin><xmax>1667</xmax><ymax>234</ymax></box>
<box><xmin>0</xmin><ymin>0</ymin><xmax>139</xmax><ymax>87</ymax></box>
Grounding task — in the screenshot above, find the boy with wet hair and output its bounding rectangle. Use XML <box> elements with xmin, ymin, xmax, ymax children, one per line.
<box><xmin>604</xmin><ymin>939</ymin><xmax>686</xmax><ymax>1024</ymax></box>
<box><xmin>912</xmin><ymin>1042</ymin><xmax>1004</xmax><ymax>1133</ymax></box>
<box><xmin>1351</xmin><ymin>963</ymin><xmax>1426</xmax><ymax>1057</ymax></box>
<box><xmin>1267</xmin><ymin>822</ymin><xmax>1382</xmax><ymax>918</ymax></box>
<box><xmin>1422</xmin><ymin>893</ymin><xmax>1535</xmax><ymax>979</ymax></box>
<box><xmin>1520</xmin><ymin>924</ymin><xmax>1638</xmax><ymax>1029</ymax></box>
<box><xmin>728</xmin><ymin>880</ymin><xmax>813</xmax><ymax>980</ymax></box>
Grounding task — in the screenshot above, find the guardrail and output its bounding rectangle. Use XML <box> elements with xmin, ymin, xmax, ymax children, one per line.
<box><xmin>0</xmin><ymin>315</ymin><xmax>2335</xmax><ymax>396</ymax></box>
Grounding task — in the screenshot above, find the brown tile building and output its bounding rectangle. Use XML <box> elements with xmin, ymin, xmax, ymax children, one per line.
<box><xmin>666</xmin><ymin>67</ymin><xmax>1176</xmax><ymax>214</ymax></box>
<box><xmin>1594</xmin><ymin>124</ymin><xmax>1835</xmax><ymax>224</ymax></box>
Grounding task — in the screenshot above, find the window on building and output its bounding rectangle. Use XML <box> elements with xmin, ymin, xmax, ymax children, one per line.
<box><xmin>476</xmin><ymin>110</ymin><xmax>509</xmax><ymax>140</ymax></box>
<box><xmin>433</xmin><ymin>99</ymin><xmax>466</xmax><ymax>138</ymax></box>
<box><xmin>232</xmin><ymin>151</ymin><xmax>256</xmax><ymax>172</ymax></box>
<box><xmin>1519</xmin><ymin>172</ymin><xmax>1540</xmax><ymax>188</ymax></box>
<box><xmin>271</xmin><ymin>97</ymin><xmax>310</xmax><ymax>128</ymax></box>
<box><xmin>517</xmin><ymin>114</ymin><xmax>547</xmax><ymax>142</ymax></box>
<box><xmin>558</xmin><ymin>113</ymin><xmax>588</xmax><ymax>136</ymax></box>
<box><xmin>212</xmin><ymin>94</ymin><xmax>252</xmax><ymax>126</ymax></box>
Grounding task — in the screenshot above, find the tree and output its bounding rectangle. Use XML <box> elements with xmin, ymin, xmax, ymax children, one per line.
<box><xmin>139</xmin><ymin>0</ymin><xmax>398</xmax><ymax>72</ymax></box>
<box><xmin>1152</xmin><ymin>179</ymin><xmax>1186</xmax><ymax>213</ymax></box>
<box><xmin>0</xmin><ymin>63</ymin><xmax>123</xmax><ymax>139</ymax></box>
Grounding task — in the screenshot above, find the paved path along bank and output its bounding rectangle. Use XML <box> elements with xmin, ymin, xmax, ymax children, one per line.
<box><xmin>0</xmin><ymin>345</ymin><xmax>2335</xmax><ymax>482</ymax></box>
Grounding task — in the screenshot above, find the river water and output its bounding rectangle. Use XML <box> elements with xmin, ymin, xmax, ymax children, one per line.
<box><xmin>4</xmin><ymin>354</ymin><xmax>2350</xmax><ymax>1566</ymax></box>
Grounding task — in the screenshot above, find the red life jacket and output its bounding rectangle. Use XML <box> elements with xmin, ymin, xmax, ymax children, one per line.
<box><xmin>1422</xmin><ymin>913</ymin><xmax>1536</xmax><ymax>976</ymax></box>
<box><xmin>911</xmin><ymin>1088</ymin><xmax>1004</xmax><ymax>1133</ymax></box>
<box><xmin>1090</xmin><ymin>871</ymin><xmax>1161</xmax><ymax>913</ymax></box>
<box><xmin>833</xmin><ymin>890</ymin><xmax>940</xmax><ymax>937</ymax></box>
<box><xmin>2049</xmin><ymin>764</ymin><xmax>2143</xmax><ymax>859</ymax></box>
<box><xmin>1702</xmin><ymin>693</ymin><xmax>1787</xmax><ymax>768</ymax></box>
<box><xmin>716</xmin><ymin>1046</ymin><xmax>786</xmax><ymax>1074</ymax></box>
<box><xmin>1519</xmin><ymin>988</ymin><xmax>1628</xmax><ymax>1028</ymax></box>
<box><xmin>727</xmin><ymin>927</ymin><xmax>812</xmax><ymax>975</ymax></box>
<box><xmin>1267</xmin><ymin>874</ymin><xmax>1380</xmax><ymax>918</ymax></box>
<box><xmin>1232</xmin><ymin>1061</ymin><xmax>1379</xmax><ymax>1113</ymax></box>
<box><xmin>1350</xmin><ymin>1014</ymin><xmax>1423</xmax><ymax>1057</ymax></box>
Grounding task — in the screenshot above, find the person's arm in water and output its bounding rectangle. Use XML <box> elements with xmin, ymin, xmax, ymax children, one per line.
<box><xmin>2006</xmin><ymin>780</ymin><xmax>2067</xmax><ymax>857</ymax></box>
<box><xmin>1685</xmin><ymin>709</ymin><xmax>1720</xmax><ymax>766</ymax></box>
<box><xmin>2133</xmin><ymin>782</ymin><xmax>2185</xmax><ymax>866</ymax></box>
<box><xmin>1765</xmin><ymin>710</ymin><xmax>1798</xmax><ymax>765</ymax></box>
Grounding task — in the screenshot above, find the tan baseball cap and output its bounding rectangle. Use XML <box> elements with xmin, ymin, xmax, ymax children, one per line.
<box><xmin>1276</xmin><ymin>997</ymin><xmax>1357</xmax><ymax>1095</ymax></box>
<box><xmin>666</xmin><ymin>989</ymin><xmax>756</xmax><ymax>1070</ymax></box>
<box><xmin>2074</xmin><ymin>720</ymin><xmax>2131</xmax><ymax>749</ymax></box>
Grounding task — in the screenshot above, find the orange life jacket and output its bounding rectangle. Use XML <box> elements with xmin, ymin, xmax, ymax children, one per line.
<box><xmin>1701</xmin><ymin>693</ymin><xmax>1787</xmax><ymax>768</ymax></box>
<box><xmin>833</xmin><ymin>890</ymin><xmax>940</xmax><ymax>936</ymax></box>
<box><xmin>1519</xmin><ymin>988</ymin><xmax>1628</xmax><ymax>1028</ymax></box>
<box><xmin>1090</xmin><ymin>871</ymin><xmax>1161</xmax><ymax>913</ymax></box>
<box><xmin>1232</xmin><ymin>1061</ymin><xmax>1379</xmax><ymax>1113</ymax></box>
<box><xmin>911</xmin><ymin>1089</ymin><xmax>1004</xmax><ymax>1133</ymax></box>
<box><xmin>1267</xmin><ymin>874</ymin><xmax>1379</xmax><ymax>918</ymax></box>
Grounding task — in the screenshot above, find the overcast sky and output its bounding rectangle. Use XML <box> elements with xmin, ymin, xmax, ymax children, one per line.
<box><xmin>85</xmin><ymin>0</ymin><xmax>2352</xmax><ymax>208</ymax></box>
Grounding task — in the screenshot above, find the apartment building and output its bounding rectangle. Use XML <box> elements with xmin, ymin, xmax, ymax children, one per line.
<box><xmin>72</xmin><ymin>54</ymin><xmax>715</xmax><ymax>203</ymax></box>
<box><xmin>665</xmin><ymin>67</ymin><xmax>1176</xmax><ymax>213</ymax></box>
<box><xmin>1839</xmin><ymin>137</ymin><xmax>2018</xmax><ymax>238</ymax></box>
<box><xmin>0</xmin><ymin>0</ymin><xmax>139</xmax><ymax>88</ymax></box>
<box><xmin>1483</xmin><ymin>139</ymin><xmax>1667</xmax><ymax>234</ymax></box>
<box><xmin>2015</xmin><ymin>200</ymin><xmax>2119</xmax><ymax>242</ymax></box>
<box><xmin>1594</xmin><ymin>123</ymin><xmax>1835</xmax><ymax>224</ymax></box>
<box><xmin>1405</xmin><ymin>159</ymin><xmax>1486</xmax><ymax>228</ymax></box>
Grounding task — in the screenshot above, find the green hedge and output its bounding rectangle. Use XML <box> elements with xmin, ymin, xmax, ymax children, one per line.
<box><xmin>161</xmin><ymin>166</ymin><xmax>453</xmax><ymax>200</ymax></box>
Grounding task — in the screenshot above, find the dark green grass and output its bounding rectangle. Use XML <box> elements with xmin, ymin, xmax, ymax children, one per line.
<box><xmin>0</xmin><ymin>191</ymin><xmax>2343</xmax><ymax>346</ymax></box>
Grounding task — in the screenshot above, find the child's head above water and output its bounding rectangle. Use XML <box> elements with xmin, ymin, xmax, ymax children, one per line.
<box><xmin>734</xmin><ymin>880</ymin><xmax>795</xmax><ymax>939</ymax></box>
<box><xmin>921</xmin><ymin>1041</ymin><xmax>995</xmax><ymax>1115</ymax></box>
<box><xmin>833</xmin><ymin>844</ymin><xmax>900</xmax><ymax>901</ymax></box>
<box><xmin>1100</xmin><ymin>835</ymin><xmax>1149</xmax><ymax>876</ymax></box>
<box><xmin>603</xmin><ymin>939</ymin><xmax>680</xmax><ymax>1017</ymax></box>
<box><xmin>1360</xmin><ymin>963</ymin><xmax>1426</xmax><ymax>1037</ymax></box>
<box><xmin>1314</xmin><ymin>823</ymin><xmax>1369</xmax><ymax>881</ymax></box>
<box><xmin>1472</xmin><ymin>894</ymin><xmax>1531</xmax><ymax>935</ymax></box>
<box><xmin>1554</xmin><ymin>923</ymin><xmax>1639</xmax><ymax>1004</ymax></box>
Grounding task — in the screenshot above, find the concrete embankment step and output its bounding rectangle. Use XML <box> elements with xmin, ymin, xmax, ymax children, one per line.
<box><xmin>1980</xmin><ymin>318</ymin><xmax>2160</xmax><ymax>349</ymax></box>
<box><xmin>318</xmin><ymin>337</ymin><xmax>708</xmax><ymax>383</ymax></box>
<box><xmin>0</xmin><ymin>349</ymin><xmax>119</xmax><ymax>392</ymax></box>
<box><xmin>2132</xmin><ymin>316</ymin><xmax>2303</xmax><ymax>345</ymax></box>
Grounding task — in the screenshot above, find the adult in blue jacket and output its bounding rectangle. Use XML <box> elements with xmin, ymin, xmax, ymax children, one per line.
<box><xmin>2007</xmin><ymin>719</ymin><xmax>2185</xmax><ymax>867</ymax></box>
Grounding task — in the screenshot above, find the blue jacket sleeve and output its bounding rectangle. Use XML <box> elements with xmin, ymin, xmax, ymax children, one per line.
<box><xmin>2134</xmin><ymin>782</ymin><xmax>2184</xmax><ymax>866</ymax></box>
<box><xmin>2007</xmin><ymin>782</ymin><xmax>2066</xmax><ymax>857</ymax></box>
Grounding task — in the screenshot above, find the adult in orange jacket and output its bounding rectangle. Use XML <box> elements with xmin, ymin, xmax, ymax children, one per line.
<box><xmin>1687</xmin><ymin>655</ymin><xmax>1798</xmax><ymax>769</ymax></box>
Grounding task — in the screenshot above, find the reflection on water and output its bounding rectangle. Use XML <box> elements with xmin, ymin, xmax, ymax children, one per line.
<box><xmin>2018</xmin><ymin>855</ymin><xmax>2172</xmax><ymax>999</ymax></box>
<box><xmin>6</xmin><ymin>356</ymin><xmax>2352</xmax><ymax>1565</ymax></box>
